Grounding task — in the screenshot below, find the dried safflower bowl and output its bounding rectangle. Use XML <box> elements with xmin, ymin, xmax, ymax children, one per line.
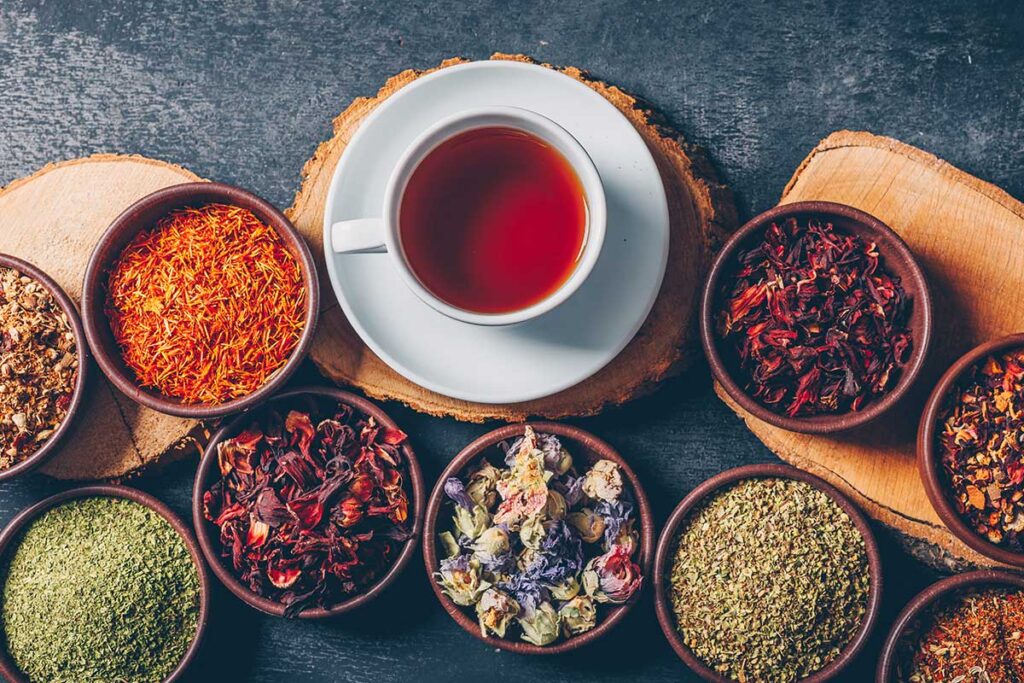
<box><xmin>192</xmin><ymin>386</ymin><xmax>425</xmax><ymax>618</ymax></box>
<box><xmin>422</xmin><ymin>422</ymin><xmax>655</xmax><ymax>655</ymax></box>
<box><xmin>0</xmin><ymin>253</ymin><xmax>89</xmax><ymax>482</ymax></box>
<box><xmin>0</xmin><ymin>484</ymin><xmax>210</xmax><ymax>683</ymax></box>
<box><xmin>700</xmin><ymin>201</ymin><xmax>933</xmax><ymax>435</ymax></box>
<box><xmin>653</xmin><ymin>463</ymin><xmax>883</xmax><ymax>682</ymax></box>
<box><xmin>917</xmin><ymin>333</ymin><xmax>1024</xmax><ymax>567</ymax></box>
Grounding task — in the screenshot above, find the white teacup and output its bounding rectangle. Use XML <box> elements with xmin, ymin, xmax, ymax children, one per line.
<box><xmin>330</xmin><ymin>106</ymin><xmax>606</xmax><ymax>327</ymax></box>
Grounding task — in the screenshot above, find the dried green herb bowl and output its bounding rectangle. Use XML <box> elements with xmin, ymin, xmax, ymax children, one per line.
<box><xmin>0</xmin><ymin>484</ymin><xmax>210</xmax><ymax>683</ymax></box>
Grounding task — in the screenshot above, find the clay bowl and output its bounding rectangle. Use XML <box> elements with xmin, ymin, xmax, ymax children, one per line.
<box><xmin>0</xmin><ymin>484</ymin><xmax>210</xmax><ymax>683</ymax></box>
<box><xmin>192</xmin><ymin>386</ymin><xmax>424</xmax><ymax>618</ymax></box>
<box><xmin>81</xmin><ymin>182</ymin><xmax>319</xmax><ymax>419</ymax></box>
<box><xmin>0</xmin><ymin>253</ymin><xmax>88</xmax><ymax>482</ymax></box>
<box><xmin>917</xmin><ymin>332</ymin><xmax>1024</xmax><ymax>567</ymax></box>
<box><xmin>700</xmin><ymin>200</ymin><xmax>932</xmax><ymax>434</ymax></box>
<box><xmin>876</xmin><ymin>569</ymin><xmax>1024</xmax><ymax>682</ymax></box>
<box><xmin>653</xmin><ymin>463</ymin><xmax>883</xmax><ymax>682</ymax></box>
<box><xmin>423</xmin><ymin>422</ymin><xmax>654</xmax><ymax>655</ymax></box>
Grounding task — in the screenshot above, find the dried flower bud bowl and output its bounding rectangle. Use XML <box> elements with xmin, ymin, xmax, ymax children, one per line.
<box><xmin>875</xmin><ymin>569</ymin><xmax>1024</xmax><ymax>682</ymax></box>
<box><xmin>700</xmin><ymin>200</ymin><xmax>933</xmax><ymax>434</ymax></box>
<box><xmin>81</xmin><ymin>182</ymin><xmax>319</xmax><ymax>419</ymax></box>
<box><xmin>917</xmin><ymin>332</ymin><xmax>1024</xmax><ymax>567</ymax></box>
<box><xmin>0</xmin><ymin>253</ymin><xmax>89</xmax><ymax>482</ymax></box>
<box><xmin>653</xmin><ymin>463</ymin><xmax>883</xmax><ymax>682</ymax></box>
<box><xmin>422</xmin><ymin>422</ymin><xmax>655</xmax><ymax>655</ymax></box>
<box><xmin>0</xmin><ymin>484</ymin><xmax>211</xmax><ymax>683</ymax></box>
<box><xmin>192</xmin><ymin>386</ymin><xmax>425</xmax><ymax>618</ymax></box>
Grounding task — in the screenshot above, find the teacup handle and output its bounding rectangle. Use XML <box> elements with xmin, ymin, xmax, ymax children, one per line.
<box><xmin>330</xmin><ymin>218</ymin><xmax>388</xmax><ymax>253</ymax></box>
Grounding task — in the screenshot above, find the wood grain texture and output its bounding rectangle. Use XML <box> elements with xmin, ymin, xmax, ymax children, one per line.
<box><xmin>716</xmin><ymin>130</ymin><xmax>1024</xmax><ymax>568</ymax></box>
<box><xmin>286</xmin><ymin>53</ymin><xmax>736</xmax><ymax>422</ymax></box>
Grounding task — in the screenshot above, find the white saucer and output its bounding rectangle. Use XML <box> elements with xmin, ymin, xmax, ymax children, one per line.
<box><xmin>322</xmin><ymin>61</ymin><xmax>669</xmax><ymax>404</ymax></box>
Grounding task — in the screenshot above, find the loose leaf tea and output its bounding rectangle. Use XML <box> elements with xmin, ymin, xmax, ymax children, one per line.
<box><xmin>202</xmin><ymin>398</ymin><xmax>412</xmax><ymax>616</ymax></box>
<box><xmin>0</xmin><ymin>497</ymin><xmax>200</xmax><ymax>683</ymax></box>
<box><xmin>716</xmin><ymin>217</ymin><xmax>912</xmax><ymax>417</ymax></box>
<box><xmin>434</xmin><ymin>427</ymin><xmax>642</xmax><ymax>646</ymax></box>
<box><xmin>670</xmin><ymin>478</ymin><xmax>870</xmax><ymax>683</ymax></box>
<box><xmin>938</xmin><ymin>347</ymin><xmax>1024</xmax><ymax>550</ymax></box>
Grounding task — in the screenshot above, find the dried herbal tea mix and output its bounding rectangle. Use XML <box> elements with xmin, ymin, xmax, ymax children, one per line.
<box><xmin>435</xmin><ymin>427</ymin><xmax>642</xmax><ymax>646</ymax></box>
<box><xmin>669</xmin><ymin>478</ymin><xmax>870</xmax><ymax>682</ymax></box>
<box><xmin>938</xmin><ymin>347</ymin><xmax>1024</xmax><ymax>550</ymax></box>
<box><xmin>0</xmin><ymin>497</ymin><xmax>200</xmax><ymax>682</ymax></box>
<box><xmin>202</xmin><ymin>397</ymin><xmax>412</xmax><ymax>616</ymax></box>
<box><xmin>716</xmin><ymin>217</ymin><xmax>912</xmax><ymax>417</ymax></box>
<box><xmin>895</xmin><ymin>587</ymin><xmax>1024</xmax><ymax>682</ymax></box>
<box><xmin>0</xmin><ymin>266</ymin><xmax>77</xmax><ymax>470</ymax></box>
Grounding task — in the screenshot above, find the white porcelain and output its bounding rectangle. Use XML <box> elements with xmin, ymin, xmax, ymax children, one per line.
<box><xmin>322</xmin><ymin>60</ymin><xmax>669</xmax><ymax>404</ymax></box>
<box><xmin>330</xmin><ymin>106</ymin><xmax>607</xmax><ymax>326</ymax></box>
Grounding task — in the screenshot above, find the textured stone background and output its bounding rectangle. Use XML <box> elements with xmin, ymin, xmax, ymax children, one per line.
<box><xmin>0</xmin><ymin>1</ymin><xmax>1022</xmax><ymax>680</ymax></box>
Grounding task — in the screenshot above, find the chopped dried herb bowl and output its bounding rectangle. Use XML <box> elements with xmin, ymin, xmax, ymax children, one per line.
<box><xmin>192</xmin><ymin>386</ymin><xmax>424</xmax><ymax>618</ymax></box>
<box><xmin>82</xmin><ymin>182</ymin><xmax>319</xmax><ymax>419</ymax></box>
<box><xmin>422</xmin><ymin>422</ymin><xmax>654</xmax><ymax>655</ymax></box>
<box><xmin>917</xmin><ymin>333</ymin><xmax>1024</xmax><ymax>567</ymax></box>
<box><xmin>653</xmin><ymin>463</ymin><xmax>882</xmax><ymax>682</ymax></box>
<box><xmin>700</xmin><ymin>201</ymin><xmax>932</xmax><ymax>434</ymax></box>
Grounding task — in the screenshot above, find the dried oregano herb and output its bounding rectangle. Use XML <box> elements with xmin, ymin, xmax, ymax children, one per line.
<box><xmin>670</xmin><ymin>478</ymin><xmax>870</xmax><ymax>683</ymax></box>
<box><xmin>1</xmin><ymin>497</ymin><xmax>200</xmax><ymax>682</ymax></box>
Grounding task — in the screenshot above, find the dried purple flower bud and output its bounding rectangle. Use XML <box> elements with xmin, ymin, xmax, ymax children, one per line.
<box><xmin>453</xmin><ymin>504</ymin><xmax>491</xmax><ymax>541</ymax></box>
<box><xmin>444</xmin><ymin>477</ymin><xmax>475</xmax><ymax>510</ymax></box>
<box><xmin>581</xmin><ymin>545</ymin><xmax>642</xmax><ymax>604</ymax></box>
<box><xmin>567</xmin><ymin>508</ymin><xmax>605</xmax><ymax>544</ymax></box>
<box><xmin>466</xmin><ymin>462</ymin><xmax>501</xmax><ymax>510</ymax></box>
<box><xmin>518</xmin><ymin>601</ymin><xmax>560</xmax><ymax>646</ymax></box>
<box><xmin>476</xmin><ymin>588</ymin><xmax>520</xmax><ymax>638</ymax></box>
<box><xmin>436</xmin><ymin>555</ymin><xmax>489</xmax><ymax>606</ymax></box>
<box><xmin>472</xmin><ymin>526</ymin><xmax>510</xmax><ymax>562</ymax></box>
<box><xmin>559</xmin><ymin>594</ymin><xmax>597</xmax><ymax>636</ymax></box>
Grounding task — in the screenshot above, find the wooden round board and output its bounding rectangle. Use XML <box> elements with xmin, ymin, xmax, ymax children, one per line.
<box><xmin>716</xmin><ymin>130</ymin><xmax>1024</xmax><ymax>570</ymax></box>
<box><xmin>286</xmin><ymin>53</ymin><xmax>736</xmax><ymax>422</ymax></box>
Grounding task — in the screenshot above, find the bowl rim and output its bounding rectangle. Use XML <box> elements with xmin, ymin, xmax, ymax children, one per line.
<box><xmin>421</xmin><ymin>421</ymin><xmax>655</xmax><ymax>655</ymax></box>
<box><xmin>80</xmin><ymin>181</ymin><xmax>319</xmax><ymax>419</ymax></box>
<box><xmin>916</xmin><ymin>332</ymin><xmax>1024</xmax><ymax>567</ymax></box>
<box><xmin>652</xmin><ymin>463</ymin><xmax>883</xmax><ymax>682</ymax></box>
<box><xmin>0</xmin><ymin>484</ymin><xmax>211</xmax><ymax>683</ymax></box>
<box><xmin>699</xmin><ymin>200</ymin><xmax>933</xmax><ymax>435</ymax></box>
<box><xmin>0</xmin><ymin>253</ymin><xmax>89</xmax><ymax>482</ymax></box>
<box><xmin>875</xmin><ymin>569</ymin><xmax>1024</xmax><ymax>682</ymax></box>
<box><xmin>191</xmin><ymin>385</ymin><xmax>425</xmax><ymax>619</ymax></box>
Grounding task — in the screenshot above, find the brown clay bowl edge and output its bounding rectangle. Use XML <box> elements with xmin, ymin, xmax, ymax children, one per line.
<box><xmin>422</xmin><ymin>421</ymin><xmax>655</xmax><ymax>655</ymax></box>
<box><xmin>191</xmin><ymin>386</ymin><xmax>425</xmax><ymax>619</ymax></box>
<box><xmin>81</xmin><ymin>181</ymin><xmax>320</xmax><ymax>419</ymax></box>
<box><xmin>700</xmin><ymin>200</ymin><xmax>933</xmax><ymax>435</ymax></box>
<box><xmin>916</xmin><ymin>332</ymin><xmax>1024</xmax><ymax>567</ymax></box>
<box><xmin>0</xmin><ymin>253</ymin><xmax>89</xmax><ymax>482</ymax></box>
<box><xmin>653</xmin><ymin>463</ymin><xmax>883</xmax><ymax>682</ymax></box>
<box><xmin>875</xmin><ymin>569</ymin><xmax>1024</xmax><ymax>682</ymax></box>
<box><xmin>0</xmin><ymin>484</ymin><xmax>211</xmax><ymax>683</ymax></box>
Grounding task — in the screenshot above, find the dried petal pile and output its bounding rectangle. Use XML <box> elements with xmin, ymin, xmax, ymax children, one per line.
<box><xmin>717</xmin><ymin>217</ymin><xmax>912</xmax><ymax>417</ymax></box>
<box><xmin>435</xmin><ymin>427</ymin><xmax>642</xmax><ymax>646</ymax></box>
<box><xmin>202</xmin><ymin>399</ymin><xmax>411</xmax><ymax>616</ymax></box>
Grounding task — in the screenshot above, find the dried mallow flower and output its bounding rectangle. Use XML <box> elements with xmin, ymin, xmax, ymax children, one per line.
<box><xmin>519</xmin><ymin>601</ymin><xmax>561</xmax><ymax>646</ymax></box>
<box><xmin>476</xmin><ymin>588</ymin><xmax>520</xmax><ymax>638</ymax></box>
<box><xmin>466</xmin><ymin>462</ymin><xmax>501</xmax><ymax>510</ymax></box>
<box><xmin>436</xmin><ymin>555</ymin><xmax>489</xmax><ymax>607</ymax></box>
<box><xmin>559</xmin><ymin>594</ymin><xmax>598</xmax><ymax>637</ymax></box>
<box><xmin>581</xmin><ymin>545</ymin><xmax>642</xmax><ymax>604</ymax></box>
<box><xmin>567</xmin><ymin>507</ymin><xmax>605</xmax><ymax>544</ymax></box>
<box><xmin>581</xmin><ymin>459</ymin><xmax>623</xmax><ymax>502</ymax></box>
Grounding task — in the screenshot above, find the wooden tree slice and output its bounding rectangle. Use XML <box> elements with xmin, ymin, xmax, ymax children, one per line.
<box><xmin>287</xmin><ymin>53</ymin><xmax>736</xmax><ymax>422</ymax></box>
<box><xmin>717</xmin><ymin>130</ymin><xmax>1024</xmax><ymax>569</ymax></box>
<box><xmin>0</xmin><ymin>155</ymin><xmax>202</xmax><ymax>480</ymax></box>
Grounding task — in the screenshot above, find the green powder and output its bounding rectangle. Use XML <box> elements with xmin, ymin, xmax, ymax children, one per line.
<box><xmin>1</xmin><ymin>497</ymin><xmax>201</xmax><ymax>682</ymax></box>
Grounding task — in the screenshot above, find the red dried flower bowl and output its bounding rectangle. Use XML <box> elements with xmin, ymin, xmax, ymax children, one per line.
<box><xmin>0</xmin><ymin>485</ymin><xmax>210</xmax><ymax>683</ymax></box>
<box><xmin>81</xmin><ymin>182</ymin><xmax>319</xmax><ymax>419</ymax></box>
<box><xmin>917</xmin><ymin>332</ymin><xmax>1024</xmax><ymax>567</ymax></box>
<box><xmin>422</xmin><ymin>422</ymin><xmax>655</xmax><ymax>655</ymax></box>
<box><xmin>192</xmin><ymin>386</ymin><xmax>424</xmax><ymax>619</ymax></box>
<box><xmin>700</xmin><ymin>201</ymin><xmax>933</xmax><ymax>434</ymax></box>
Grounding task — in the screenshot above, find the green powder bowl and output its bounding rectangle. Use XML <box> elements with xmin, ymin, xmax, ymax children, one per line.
<box><xmin>0</xmin><ymin>485</ymin><xmax>210</xmax><ymax>683</ymax></box>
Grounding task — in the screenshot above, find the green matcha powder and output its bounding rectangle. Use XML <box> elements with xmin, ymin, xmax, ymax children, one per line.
<box><xmin>1</xmin><ymin>497</ymin><xmax>200</xmax><ymax>682</ymax></box>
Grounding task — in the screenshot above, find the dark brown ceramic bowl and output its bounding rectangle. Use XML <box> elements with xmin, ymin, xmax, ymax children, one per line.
<box><xmin>192</xmin><ymin>386</ymin><xmax>424</xmax><ymax>618</ymax></box>
<box><xmin>876</xmin><ymin>569</ymin><xmax>1024</xmax><ymax>682</ymax></box>
<box><xmin>81</xmin><ymin>182</ymin><xmax>319</xmax><ymax>419</ymax></box>
<box><xmin>917</xmin><ymin>333</ymin><xmax>1024</xmax><ymax>567</ymax></box>
<box><xmin>0</xmin><ymin>254</ymin><xmax>88</xmax><ymax>482</ymax></box>
<box><xmin>700</xmin><ymin>201</ymin><xmax>933</xmax><ymax>434</ymax></box>
<box><xmin>423</xmin><ymin>422</ymin><xmax>655</xmax><ymax>655</ymax></box>
<box><xmin>653</xmin><ymin>463</ymin><xmax>883</xmax><ymax>682</ymax></box>
<box><xmin>0</xmin><ymin>484</ymin><xmax>210</xmax><ymax>683</ymax></box>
